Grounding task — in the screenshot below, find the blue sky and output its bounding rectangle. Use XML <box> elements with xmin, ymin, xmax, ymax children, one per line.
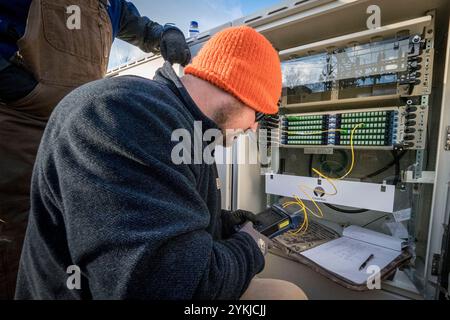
<box><xmin>109</xmin><ymin>0</ymin><xmax>282</xmax><ymax>68</ymax></box>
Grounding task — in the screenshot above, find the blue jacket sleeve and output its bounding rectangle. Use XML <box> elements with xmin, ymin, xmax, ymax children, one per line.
<box><xmin>50</xmin><ymin>77</ymin><xmax>264</xmax><ymax>300</ymax></box>
<box><xmin>116</xmin><ymin>1</ymin><xmax>164</xmax><ymax>54</ymax></box>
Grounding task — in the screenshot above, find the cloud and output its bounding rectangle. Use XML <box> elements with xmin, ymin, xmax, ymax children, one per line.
<box><xmin>108</xmin><ymin>0</ymin><xmax>244</xmax><ymax>69</ymax></box>
<box><xmin>198</xmin><ymin>0</ymin><xmax>244</xmax><ymax>30</ymax></box>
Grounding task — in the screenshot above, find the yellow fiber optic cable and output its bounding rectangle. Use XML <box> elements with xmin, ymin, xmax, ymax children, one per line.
<box><xmin>298</xmin><ymin>188</ymin><xmax>324</xmax><ymax>219</ymax></box>
<box><xmin>312</xmin><ymin>123</ymin><xmax>365</xmax><ymax>182</ymax></box>
<box><xmin>282</xmin><ymin>123</ymin><xmax>365</xmax><ymax>234</ymax></box>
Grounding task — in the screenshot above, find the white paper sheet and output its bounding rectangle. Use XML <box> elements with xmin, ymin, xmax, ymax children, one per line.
<box><xmin>301</xmin><ymin>237</ymin><xmax>400</xmax><ymax>285</ymax></box>
<box><xmin>343</xmin><ymin>225</ymin><xmax>406</xmax><ymax>251</ymax></box>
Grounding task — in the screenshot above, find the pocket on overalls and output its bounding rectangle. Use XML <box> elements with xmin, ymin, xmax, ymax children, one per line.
<box><xmin>5</xmin><ymin>83</ymin><xmax>52</xmax><ymax>119</ymax></box>
<box><xmin>17</xmin><ymin>0</ymin><xmax>112</xmax><ymax>89</ymax></box>
<box><xmin>7</xmin><ymin>83</ymin><xmax>42</xmax><ymax>109</ymax></box>
<box><xmin>7</xmin><ymin>83</ymin><xmax>74</xmax><ymax>119</ymax></box>
<box><xmin>41</xmin><ymin>0</ymin><xmax>103</xmax><ymax>64</ymax></box>
<box><xmin>10</xmin><ymin>0</ymin><xmax>112</xmax><ymax>117</ymax></box>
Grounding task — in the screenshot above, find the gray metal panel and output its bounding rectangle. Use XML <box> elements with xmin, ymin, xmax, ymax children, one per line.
<box><xmin>425</xmin><ymin>13</ymin><xmax>450</xmax><ymax>299</ymax></box>
<box><xmin>232</xmin><ymin>134</ymin><xmax>267</xmax><ymax>213</ymax></box>
<box><xmin>215</xmin><ymin>146</ymin><xmax>233</xmax><ymax>211</ymax></box>
<box><xmin>231</xmin><ymin>0</ymin><xmax>336</xmax><ymax>29</ymax></box>
<box><xmin>254</xmin><ymin>0</ymin><xmax>449</xmax><ymax>52</ymax></box>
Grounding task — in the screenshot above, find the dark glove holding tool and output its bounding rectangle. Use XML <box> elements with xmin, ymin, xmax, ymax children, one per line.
<box><xmin>221</xmin><ymin>209</ymin><xmax>260</xmax><ymax>239</ymax></box>
<box><xmin>221</xmin><ymin>209</ymin><xmax>271</xmax><ymax>256</ymax></box>
<box><xmin>239</xmin><ymin>222</ymin><xmax>272</xmax><ymax>256</ymax></box>
<box><xmin>222</xmin><ymin>210</ymin><xmax>259</xmax><ymax>239</ymax></box>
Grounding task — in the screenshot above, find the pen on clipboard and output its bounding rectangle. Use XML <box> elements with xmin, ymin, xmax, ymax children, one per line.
<box><xmin>359</xmin><ymin>254</ymin><xmax>375</xmax><ymax>271</ymax></box>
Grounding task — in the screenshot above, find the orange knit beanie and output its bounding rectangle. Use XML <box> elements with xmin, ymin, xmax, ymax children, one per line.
<box><xmin>184</xmin><ymin>26</ymin><xmax>281</xmax><ymax>115</ymax></box>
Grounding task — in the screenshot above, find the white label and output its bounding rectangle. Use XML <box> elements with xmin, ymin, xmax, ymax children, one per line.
<box><xmin>393</xmin><ymin>208</ymin><xmax>412</xmax><ymax>222</ymax></box>
<box><xmin>386</xmin><ymin>222</ymin><xmax>409</xmax><ymax>239</ymax></box>
<box><xmin>216</xmin><ymin>178</ymin><xmax>221</xmax><ymax>190</ymax></box>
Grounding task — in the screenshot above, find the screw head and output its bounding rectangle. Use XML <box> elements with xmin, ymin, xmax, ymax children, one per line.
<box><xmin>412</xmin><ymin>35</ymin><xmax>421</xmax><ymax>43</ymax></box>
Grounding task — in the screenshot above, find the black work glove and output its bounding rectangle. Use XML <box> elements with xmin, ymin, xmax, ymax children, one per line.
<box><xmin>239</xmin><ymin>222</ymin><xmax>273</xmax><ymax>256</ymax></box>
<box><xmin>160</xmin><ymin>25</ymin><xmax>191</xmax><ymax>67</ymax></box>
<box><xmin>221</xmin><ymin>209</ymin><xmax>259</xmax><ymax>239</ymax></box>
<box><xmin>0</xmin><ymin>61</ymin><xmax>37</xmax><ymax>103</ymax></box>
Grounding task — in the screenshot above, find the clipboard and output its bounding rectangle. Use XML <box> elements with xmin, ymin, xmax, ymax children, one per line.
<box><xmin>270</xmin><ymin>227</ymin><xmax>412</xmax><ymax>291</ymax></box>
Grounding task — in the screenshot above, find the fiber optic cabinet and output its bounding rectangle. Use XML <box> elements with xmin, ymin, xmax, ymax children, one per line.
<box><xmin>108</xmin><ymin>0</ymin><xmax>450</xmax><ymax>300</ymax></box>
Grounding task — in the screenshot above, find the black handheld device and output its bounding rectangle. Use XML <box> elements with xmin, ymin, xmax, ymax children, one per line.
<box><xmin>254</xmin><ymin>204</ymin><xmax>303</xmax><ymax>239</ymax></box>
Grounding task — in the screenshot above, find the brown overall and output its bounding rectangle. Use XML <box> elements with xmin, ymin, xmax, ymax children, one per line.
<box><xmin>0</xmin><ymin>0</ymin><xmax>112</xmax><ymax>299</ymax></box>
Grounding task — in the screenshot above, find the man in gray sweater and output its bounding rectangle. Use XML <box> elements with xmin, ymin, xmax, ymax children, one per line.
<box><xmin>16</xmin><ymin>26</ymin><xmax>307</xmax><ymax>300</ymax></box>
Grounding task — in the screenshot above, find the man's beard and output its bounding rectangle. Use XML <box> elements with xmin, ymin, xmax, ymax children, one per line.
<box><xmin>211</xmin><ymin>107</ymin><xmax>245</xmax><ymax>147</ymax></box>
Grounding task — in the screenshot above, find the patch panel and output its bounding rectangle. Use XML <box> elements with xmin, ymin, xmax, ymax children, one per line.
<box><xmin>280</xmin><ymin>101</ymin><xmax>428</xmax><ymax>150</ymax></box>
<box><xmin>281</xmin><ymin>30</ymin><xmax>435</xmax><ymax>108</ymax></box>
<box><xmin>337</xmin><ymin>110</ymin><xmax>397</xmax><ymax>147</ymax></box>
